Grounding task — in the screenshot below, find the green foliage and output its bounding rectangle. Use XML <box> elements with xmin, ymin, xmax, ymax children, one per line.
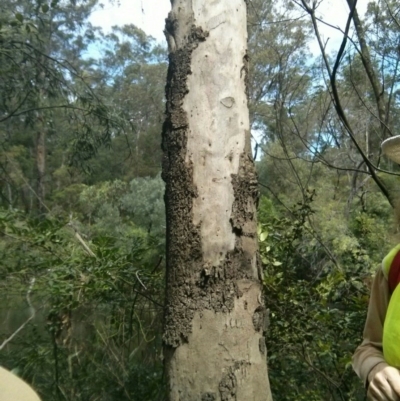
<box><xmin>0</xmin><ymin>4</ymin><xmax>167</xmax><ymax>388</ymax></box>
<box><xmin>258</xmin><ymin>190</ymin><xmax>392</xmax><ymax>400</ymax></box>
<box><xmin>120</xmin><ymin>174</ymin><xmax>165</xmax><ymax>238</ymax></box>
<box><xmin>0</xmin><ymin>207</ymin><xmax>165</xmax><ymax>400</ymax></box>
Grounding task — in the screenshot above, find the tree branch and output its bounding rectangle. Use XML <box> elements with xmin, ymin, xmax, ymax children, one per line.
<box><xmin>0</xmin><ymin>278</ymin><xmax>36</xmax><ymax>350</ymax></box>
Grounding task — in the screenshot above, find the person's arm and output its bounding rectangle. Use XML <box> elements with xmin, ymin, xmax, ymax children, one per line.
<box><xmin>352</xmin><ymin>267</ymin><xmax>389</xmax><ymax>386</ymax></box>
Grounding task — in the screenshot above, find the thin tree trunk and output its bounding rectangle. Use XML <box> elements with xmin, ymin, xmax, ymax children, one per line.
<box><xmin>7</xmin><ymin>182</ymin><xmax>13</xmax><ymax>210</ymax></box>
<box><xmin>162</xmin><ymin>1</ymin><xmax>272</xmax><ymax>400</ymax></box>
<box><xmin>36</xmin><ymin>129</ymin><xmax>46</xmax><ymax>214</ymax></box>
<box><xmin>346</xmin><ymin>0</ymin><xmax>387</xmax><ymax>137</ymax></box>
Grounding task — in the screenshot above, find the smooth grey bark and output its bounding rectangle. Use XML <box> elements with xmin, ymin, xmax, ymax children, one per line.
<box><xmin>161</xmin><ymin>1</ymin><xmax>273</xmax><ymax>400</ymax></box>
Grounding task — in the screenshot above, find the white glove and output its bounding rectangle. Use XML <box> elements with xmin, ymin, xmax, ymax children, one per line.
<box><xmin>368</xmin><ymin>362</ymin><xmax>400</xmax><ymax>401</ymax></box>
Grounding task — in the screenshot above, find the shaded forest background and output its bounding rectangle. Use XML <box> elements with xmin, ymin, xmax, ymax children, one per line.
<box><xmin>1</xmin><ymin>0</ymin><xmax>400</xmax><ymax>399</ymax></box>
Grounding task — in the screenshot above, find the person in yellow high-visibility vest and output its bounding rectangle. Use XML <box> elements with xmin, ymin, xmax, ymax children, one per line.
<box><xmin>353</xmin><ymin>135</ymin><xmax>400</xmax><ymax>401</ymax></box>
<box><xmin>0</xmin><ymin>367</ymin><xmax>41</xmax><ymax>401</ymax></box>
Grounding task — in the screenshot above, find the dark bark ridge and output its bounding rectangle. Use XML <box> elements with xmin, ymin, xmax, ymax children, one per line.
<box><xmin>162</xmin><ymin>17</ymin><xmax>266</xmax><ymax>349</ymax></box>
<box><xmin>219</xmin><ymin>361</ymin><xmax>251</xmax><ymax>401</ymax></box>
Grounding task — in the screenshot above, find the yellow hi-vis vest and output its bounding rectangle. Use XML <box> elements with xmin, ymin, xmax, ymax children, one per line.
<box><xmin>382</xmin><ymin>244</ymin><xmax>400</xmax><ymax>367</ymax></box>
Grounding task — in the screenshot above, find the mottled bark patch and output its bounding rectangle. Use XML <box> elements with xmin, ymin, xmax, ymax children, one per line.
<box><xmin>230</xmin><ymin>152</ymin><xmax>259</xmax><ymax>236</ymax></box>
<box><xmin>162</xmin><ymin>17</ymin><xmax>209</xmax><ymax>348</ymax></box>
<box><xmin>219</xmin><ymin>370</ymin><xmax>237</xmax><ymax>401</ymax></box>
<box><xmin>230</xmin><ymin>151</ymin><xmax>262</xmax><ymax>280</ymax></box>
<box><xmin>162</xmin><ymin>19</ymin><xmax>261</xmax><ymax>349</ymax></box>
<box><xmin>201</xmin><ymin>393</ymin><xmax>216</xmax><ymax>401</ymax></box>
<box><xmin>219</xmin><ymin>361</ymin><xmax>251</xmax><ymax>401</ymax></box>
<box><xmin>253</xmin><ymin>306</ymin><xmax>269</xmax><ymax>333</ymax></box>
<box><xmin>163</xmin><ymin>145</ymin><xmax>262</xmax><ymax>346</ymax></box>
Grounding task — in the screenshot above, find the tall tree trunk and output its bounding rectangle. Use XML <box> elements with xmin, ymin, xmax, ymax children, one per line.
<box><xmin>162</xmin><ymin>1</ymin><xmax>273</xmax><ymax>400</ymax></box>
<box><xmin>36</xmin><ymin>129</ymin><xmax>46</xmax><ymax>214</ymax></box>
